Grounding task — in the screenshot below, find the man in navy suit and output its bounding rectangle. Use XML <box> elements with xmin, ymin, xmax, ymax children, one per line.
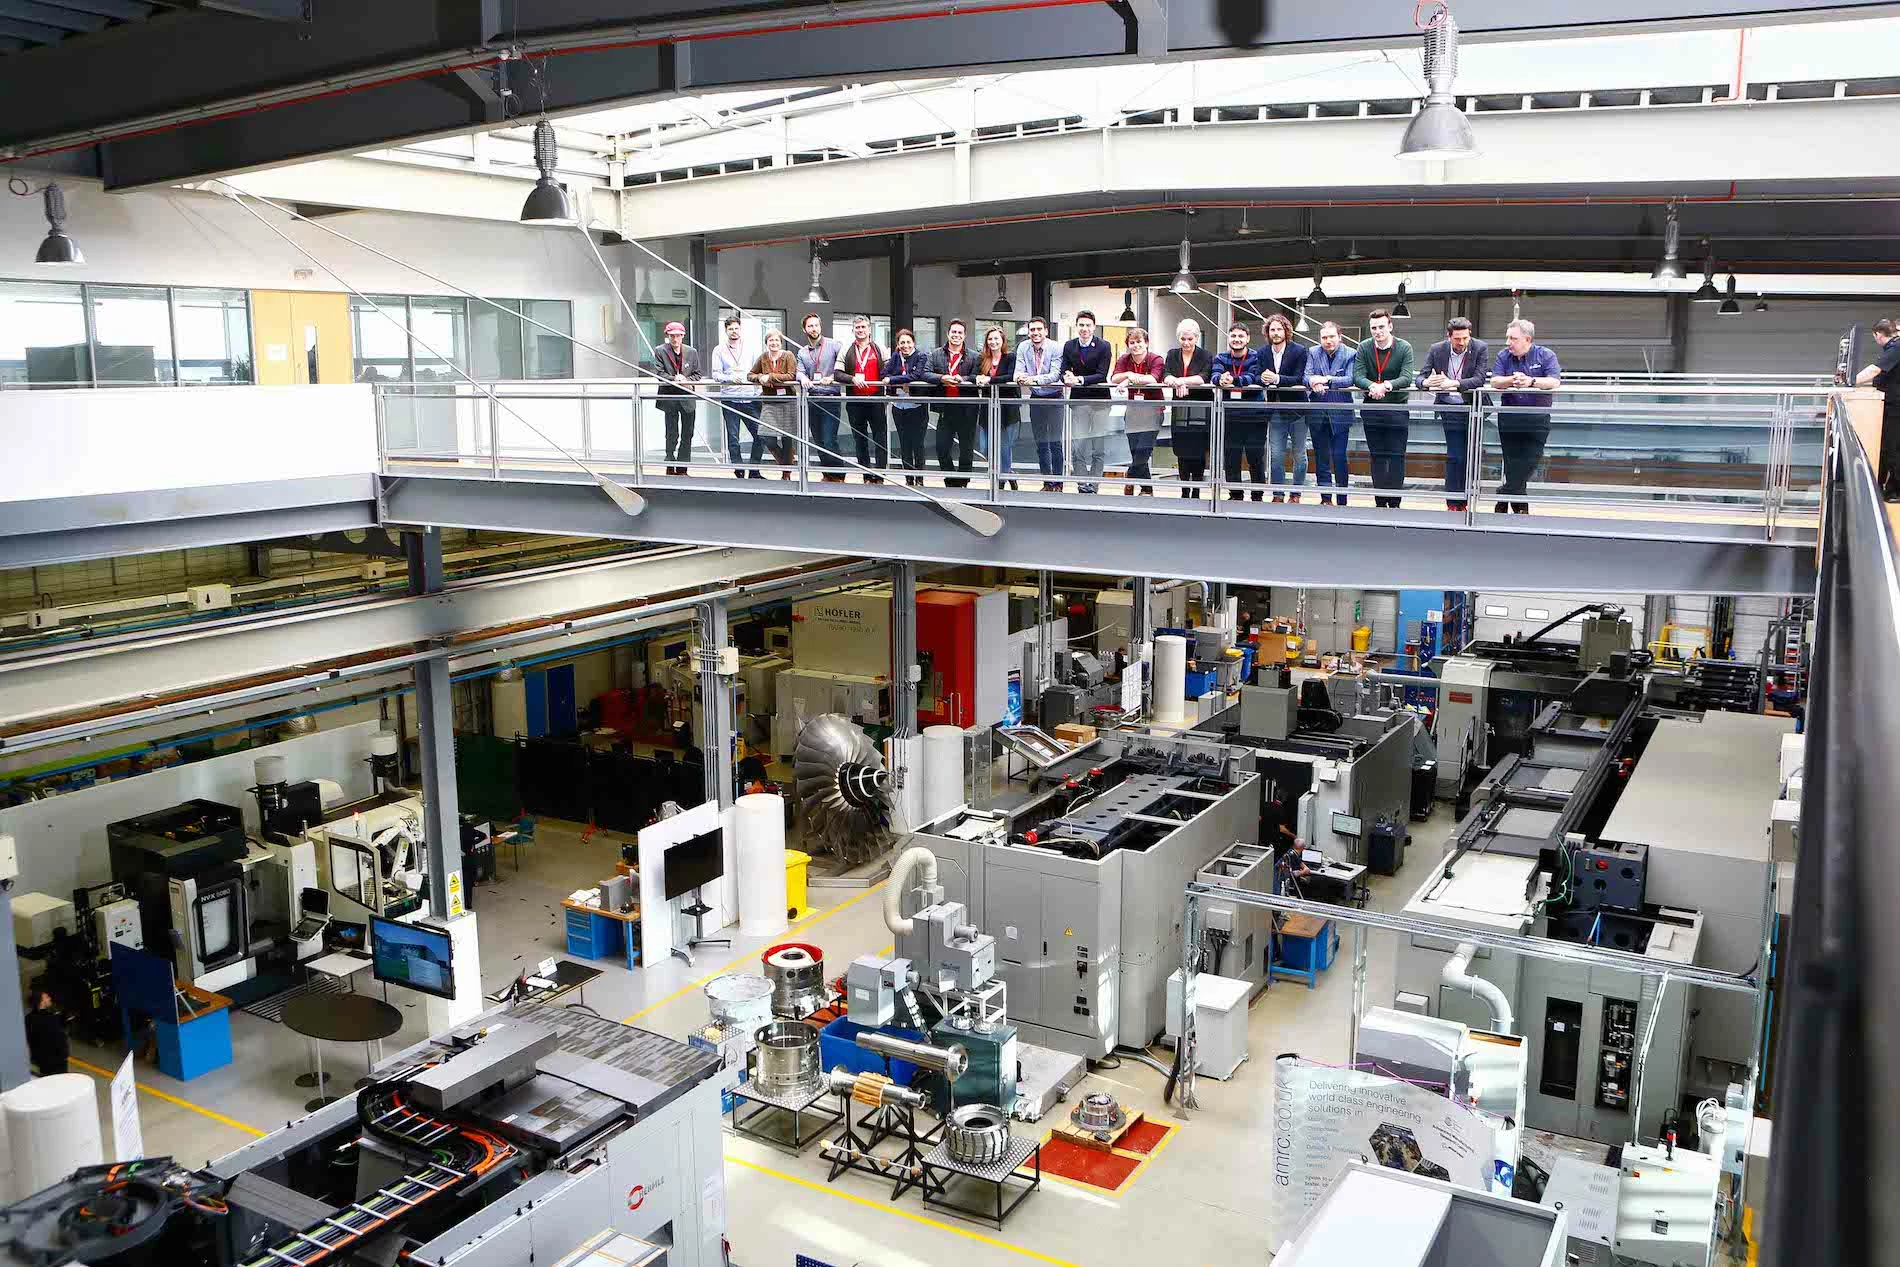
<box><xmin>1415</xmin><ymin>316</ymin><xmax>1490</xmax><ymax>511</ymax></box>
<box><xmin>1253</xmin><ymin>312</ymin><xmax>1311</xmax><ymax>503</ymax></box>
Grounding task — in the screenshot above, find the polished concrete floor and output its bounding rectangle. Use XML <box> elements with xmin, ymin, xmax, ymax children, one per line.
<box><xmin>82</xmin><ymin>806</ymin><xmax>1461</xmax><ymax>1266</ymax></box>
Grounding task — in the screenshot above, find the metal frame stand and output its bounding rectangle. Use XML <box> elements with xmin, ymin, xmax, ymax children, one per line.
<box><xmin>920</xmin><ymin>1135</ymin><xmax>1042</xmax><ymax>1227</ymax></box>
<box><xmin>727</xmin><ymin>1079</ymin><xmax>842</xmax><ymax>1155</ymax></box>
<box><xmin>822</xmin><ymin>1093</ymin><xmax>941</xmax><ymax>1200</ymax></box>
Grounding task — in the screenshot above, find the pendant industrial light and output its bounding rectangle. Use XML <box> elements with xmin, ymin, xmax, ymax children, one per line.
<box><xmin>1717</xmin><ymin>274</ymin><xmax>1741</xmax><ymax>315</ymax></box>
<box><xmin>804</xmin><ymin>244</ymin><xmax>830</xmax><ymax>305</ymax></box>
<box><xmin>1237</xmin><ymin>208</ymin><xmax>1257</xmax><ymax>237</ymax></box>
<box><xmin>1393</xmin><ymin>279</ymin><xmax>1413</xmax><ymax>320</ymax></box>
<box><xmin>1119</xmin><ymin>289</ymin><xmax>1137</xmax><ymax>323</ymax></box>
<box><xmin>1169</xmin><ymin>235</ymin><xmax>1197</xmax><ymax>295</ymax></box>
<box><xmin>1651</xmin><ymin>203</ymin><xmax>1684</xmax><ymax>280</ymax></box>
<box><xmin>1397</xmin><ymin>3</ymin><xmax>1479</xmax><ymax>161</ymax></box>
<box><xmin>990</xmin><ymin>273</ymin><xmax>1014</xmax><ymax>315</ymax></box>
<box><xmin>1294</xmin><ymin>305</ymin><xmax>1311</xmax><ymax>335</ymax></box>
<box><xmin>1691</xmin><ymin>241</ymin><xmax>1722</xmax><ymax>302</ymax></box>
<box><xmin>1754</xmin><ymin>294</ymin><xmax>1770</xmax><ymax>313</ymax></box>
<box><xmin>32</xmin><ymin>183</ymin><xmax>82</xmax><ymax>264</ymax></box>
<box><xmin>520</xmin><ymin>119</ymin><xmax>574</xmax><ymax>223</ymax></box>
<box><xmin>1303</xmin><ymin>261</ymin><xmax>1329</xmax><ymax>309</ymax></box>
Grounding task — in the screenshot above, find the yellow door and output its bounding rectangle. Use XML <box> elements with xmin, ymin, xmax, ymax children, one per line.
<box><xmin>251</xmin><ymin>290</ymin><xmax>351</xmax><ymax>385</ymax></box>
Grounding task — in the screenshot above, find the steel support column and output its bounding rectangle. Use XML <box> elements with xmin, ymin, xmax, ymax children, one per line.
<box><xmin>689</xmin><ymin>236</ymin><xmax>714</xmax><ymax>347</ymax></box>
<box><xmin>406</xmin><ymin>529</ymin><xmax>462</xmax><ymax>920</ymax></box>
<box><xmin>696</xmin><ymin>597</ymin><xmax>735</xmax><ymax>809</ymax></box>
<box><xmin>890</xmin><ymin>561</ymin><xmax>919</xmax><ymax>736</ymax></box>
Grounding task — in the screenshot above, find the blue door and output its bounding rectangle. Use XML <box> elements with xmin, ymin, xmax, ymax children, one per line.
<box><xmin>547</xmin><ymin>664</ymin><xmax>579</xmax><ymax>737</ymax></box>
<box><xmin>524</xmin><ymin>670</ymin><xmax>549</xmax><ymax>738</ymax></box>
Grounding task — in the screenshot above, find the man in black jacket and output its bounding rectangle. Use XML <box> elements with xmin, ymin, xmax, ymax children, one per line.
<box><xmin>25</xmin><ymin>988</ymin><xmax>68</xmax><ymax>1075</ymax></box>
<box><xmin>1060</xmin><ymin>310</ymin><xmax>1113</xmax><ymax>492</ymax></box>
<box><xmin>1415</xmin><ymin>317</ymin><xmax>1490</xmax><ymax>511</ymax></box>
<box><xmin>651</xmin><ymin>320</ymin><xmax>703</xmax><ymax>476</ymax></box>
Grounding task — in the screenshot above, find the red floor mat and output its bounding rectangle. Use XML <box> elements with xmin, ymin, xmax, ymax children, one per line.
<box><xmin>1038</xmin><ymin>1136</ymin><xmax>1143</xmax><ymax>1192</ymax></box>
<box><xmin>1117</xmin><ymin>1118</ymin><xmax>1171</xmax><ymax>1155</ymax></box>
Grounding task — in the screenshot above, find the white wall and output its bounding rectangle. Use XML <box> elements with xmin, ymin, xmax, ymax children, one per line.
<box><xmin>1</xmin><ymin>180</ymin><xmax>636</xmax><ymax>378</ymax></box>
<box><xmin>0</xmin><ymin>720</ymin><xmax>381</xmax><ymax>898</ymax></box>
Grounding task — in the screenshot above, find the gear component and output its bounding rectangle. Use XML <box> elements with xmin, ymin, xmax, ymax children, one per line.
<box><xmin>1070</xmin><ymin>1091</ymin><xmax>1128</xmax><ymax>1141</ymax></box>
<box><xmin>793</xmin><ymin>713</ymin><xmax>894</xmax><ymax>866</ymax></box>
<box><xmin>945</xmin><ymin>1103</ymin><xmax>1012</xmax><ymax>1166</ymax></box>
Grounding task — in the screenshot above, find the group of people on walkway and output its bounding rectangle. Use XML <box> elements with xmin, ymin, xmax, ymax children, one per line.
<box><xmin>650</xmin><ymin>308</ymin><xmax>1563</xmax><ymax>510</ymax></box>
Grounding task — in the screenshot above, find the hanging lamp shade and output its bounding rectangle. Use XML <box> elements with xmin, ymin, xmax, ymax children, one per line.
<box><xmin>1169</xmin><ymin>236</ymin><xmax>1196</xmax><ymax>295</ymax></box>
<box><xmin>1396</xmin><ymin>13</ymin><xmax>1478</xmax><ymax>160</ymax></box>
<box><xmin>520</xmin><ymin>120</ymin><xmax>574</xmax><ymax>223</ymax></box>
<box><xmin>34</xmin><ymin>183</ymin><xmax>83</xmax><ymax>264</ymax></box>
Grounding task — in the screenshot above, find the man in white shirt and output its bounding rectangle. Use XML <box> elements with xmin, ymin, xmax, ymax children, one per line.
<box><xmin>709</xmin><ymin>316</ymin><xmax>761</xmax><ymax>479</ymax></box>
<box><xmin>1014</xmin><ymin>317</ymin><xmax>1065</xmax><ymax>490</ymax></box>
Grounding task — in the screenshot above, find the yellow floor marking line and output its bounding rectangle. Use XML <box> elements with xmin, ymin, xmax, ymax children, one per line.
<box><xmin>626</xmin><ymin>882</ymin><xmax>887</xmax><ymax>1023</ymax></box>
<box><xmin>70</xmin><ymin>1056</ymin><xmax>267</xmax><ymax>1138</ymax></box>
<box><xmin>726</xmin><ymin>1153</ymin><xmax>1082</xmax><ymax>1267</ymax></box>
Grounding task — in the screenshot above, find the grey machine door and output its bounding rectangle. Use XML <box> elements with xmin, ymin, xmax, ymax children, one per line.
<box><xmin>986</xmin><ymin>865</ymin><xmax>1044</xmax><ymax>1028</ymax></box>
<box><xmin>1041</xmin><ymin>872</ymin><xmax>1112</xmax><ymax>1047</ymax></box>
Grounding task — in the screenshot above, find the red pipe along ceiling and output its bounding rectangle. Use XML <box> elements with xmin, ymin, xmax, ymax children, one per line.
<box><xmin>708</xmin><ymin>185</ymin><xmax>1748</xmax><ymax>252</ymax></box>
<box><xmin>13</xmin><ymin>0</ymin><xmax>1104</xmax><ymax>163</ymax></box>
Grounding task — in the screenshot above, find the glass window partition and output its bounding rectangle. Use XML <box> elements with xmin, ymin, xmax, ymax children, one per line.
<box><xmin>0</xmin><ymin>280</ymin><xmax>87</xmax><ymax>384</ymax></box>
<box><xmin>87</xmin><ymin>284</ymin><xmax>174</xmax><ymax>384</ymax></box>
<box><xmin>172</xmin><ymin>288</ymin><xmax>251</xmax><ymax>384</ymax></box>
<box><xmin>471</xmin><ymin>299</ymin><xmax>524</xmax><ymax>380</ymax></box>
<box><xmin>351</xmin><ymin>295</ymin><xmax>412</xmax><ymax>383</ymax></box>
<box><xmin>522</xmin><ymin>300</ymin><xmax>573</xmax><ymax>379</ymax></box>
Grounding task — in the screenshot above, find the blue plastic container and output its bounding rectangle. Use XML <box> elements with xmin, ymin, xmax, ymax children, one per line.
<box><xmin>819</xmin><ymin>1018</ymin><xmax>926</xmax><ymax>1085</ymax></box>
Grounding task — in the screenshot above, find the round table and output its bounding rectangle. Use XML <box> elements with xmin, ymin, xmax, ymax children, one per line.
<box><xmin>284</xmin><ymin>994</ymin><xmax>403</xmax><ymax>1111</ymax></box>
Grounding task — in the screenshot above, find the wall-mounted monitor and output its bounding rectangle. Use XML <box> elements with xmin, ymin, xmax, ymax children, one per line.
<box><xmin>663</xmin><ymin>829</ymin><xmax>724</xmax><ymax>902</ymax></box>
<box><xmin>1331</xmin><ymin>811</ymin><xmax>1364</xmax><ymax>838</ymax></box>
<box><xmin>370</xmin><ymin>915</ymin><xmax>455</xmax><ymax>999</ymax></box>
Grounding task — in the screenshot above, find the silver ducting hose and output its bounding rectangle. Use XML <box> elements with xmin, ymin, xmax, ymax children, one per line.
<box><xmin>793</xmin><ymin>713</ymin><xmax>894</xmax><ymax>867</ymax></box>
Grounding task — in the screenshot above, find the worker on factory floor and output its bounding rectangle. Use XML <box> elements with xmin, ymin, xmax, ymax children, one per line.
<box><xmin>1305</xmin><ymin>321</ymin><xmax>1357</xmax><ymax>504</ymax></box>
<box><xmin>1014</xmin><ymin>317</ymin><xmax>1065</xmax><ymax>490</ymax></box>
<box><xmin>1855</xmin><ymin>317</ymin><xmax>1900</xmax><ymax>500</ymax></box>
<box><xmin>1488</xmin><ymin>318</ymin><xmax>1563</xmax><ymax>514</ymax></box>
<box><xmin>652</xmin><ymin>321</ymin><xmax>703</xmax><ymax>477</ymax></box>
<box><xmin>1061</xmin><ymin>309</ymin><xmax>1115</xmax><ymax>493</ymax></box>
<box><xmin>1256</xmin><ymin>313</ymin><xmax>1311</xmax><ymax>503</ymax></box>
<box><xmin>796</xmin><ymin>313</ymin><xmax>846</xmax><ymax>482</ymax></box>
<box><xmin>1416</xmin><ymin>316</ymin><xmax>1490</xmax><ymax>512</ymax></box>
<box><xmin>1213</xmin><ymin>321</ymin><xmax>1266</xmax><ymax>501</ymax></box>
<box><xmin>25</xmin><ymin>988</ymin><xmax>69</xmax><ymax>1076</ymax></box>
<box><xmin>711</xmin><ymin>315</ymin><xmax>763</xmax><ymax>480</ymax></box>
<box><xmin>1353</xmin><ymin>309</ymin><xmax>1416</xmax><ymax>509</ymax></box>
<box><xmin>833</xmin><ymin>315</ymin><xmax>889</xmax><ymax>483</ymax></box>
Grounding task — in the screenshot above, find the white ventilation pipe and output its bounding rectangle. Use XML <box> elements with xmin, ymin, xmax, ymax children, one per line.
<box><xmin>1442</xmin><ymin>942</ymin><xmax>1513</xmax><ymax>1034</ymax></box>
<box><xmin>884</xmin><ymin>846</ymin><xmax>939</xmax><ymax>936</ymax></box>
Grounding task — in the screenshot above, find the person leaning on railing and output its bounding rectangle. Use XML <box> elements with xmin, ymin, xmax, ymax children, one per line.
<box><xmin>651</xmin><ymin>320</ymin><xmax>703</xmax><ymax>477</ymax></box>
<box><xmin>1415</xmin><ymin>316</ymin><xmax>1490</xmax><ymax>512</ymax></box>
<box><xmin>1111</xmin><ymin>327</ymin><xmax>1167</xmax><ymax>496</ymax></box>
<box><xmin>1352</xmin><ymin>308</ymin><xmax>1415</xmax><ymax>509</ymax></box>
<box><xmin>833</xmin><ymin>314</ymin><xmax>889</xmax><ymax>483</ymax></box>
<box><xmin>1304</xmin><ymin>321</ymin><xmax>1357</xmax><ymax>505</ymax></box>
<box><xmin>974</xmin><ymin>327</ymin><xmax>1017</xmax><ymax>491</ymax></box>
<box><xmin>1014</xmin><ymin>317</ymin><xmax>1065</xmax><ymax>491</ymax></box>
<box><xmin>1164</xmin><ymin>318</ymin><xmax>1215</xmax><ymax>498</ymax></box>
<box><xmin>1061</xmin><ymin>309</ymin><xmax>1115</xmax><ymax>494</ymax></box>
<box><xmin>1853</xmin><ymin>316</ymin><xmax>1900</xmax><ymax>501</ymax></box>
<box><xmin>747</xmin><ymin>328</ymin><xmax>799</xmax><ymax>480</ymax></box>
<box><xmin>710</xmin><ymin>315</ymin><xmax>763</xmax><ymax>480</ymax></box>
<box><xmin>1212</xmin><ymin>320</ymin><xmax>1266</xmax><ymax>502</ymax></box>
<box><xmin>1487</xmin><ymin>317</ymin><xmax>1563</xmax><ymax>515</ymax></box>
<box><xmin>795</xmin><ymin>313</ymin><xmax>845</xmax><ymax>483</ymax></box>
<box><xmin>926</xmin><ymin>319</ymin><xmax>981</xmax><ymax>489</ymax></box>
<box><xmin>885</xmin><ymin>328</ymin><xmax>933</xmax><ymax>487</ymax></box>
<box><xmin>1255</xmin><ymin>312</ymin><xmax>1310</xmax><ymax>504</ymax></box>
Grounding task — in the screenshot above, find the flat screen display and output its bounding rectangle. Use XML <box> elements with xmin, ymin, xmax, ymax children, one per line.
<box><xmin>370</xmin><ymin>915</ymin><xmax>455</xmax><ymax>999</ymax></box>
<box><xmin>663</xmin><ymin>829</ymin><xmax>725</xmax><ymax>901</ymax></box>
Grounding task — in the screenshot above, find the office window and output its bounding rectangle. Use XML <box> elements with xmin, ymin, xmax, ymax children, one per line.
<box><xmin>832</xmin><ymin>314</ymin><xmax>893</xmax><ymax>348</ymax></box>
<box><xmin>0</xmin><ymin>280</ymin><xmax>87</xmax><ymax>384</ymax></box>
<box><xmin>911</xmin><ymin>316</ymin><xmax>940</xmax><ymax>349</ymax></box>
<box><xmin>88</xmin><ymin>285</ymin><xmax>174</xmax><ymax>384</ymax></box>
<box><xmin>521</xmin><ymin>300</ymin><xmax>573</xmax><ymax>379</ymax></box>
<box><xmin>636</xmin><ymin>304</ymin><xmax>691</xmax><ymax>365</ymax></box>
<box><xmin>351</xmin><ymin>295</ymin><xmax>412</xmax><ymax>383</ymax></box>
<box><xmin>408</xmin><ymin>296</ymin><xmax>469</xmax><ymax>383</ymax></box>
<box><xmin>172</xmin><ymin>289</ymin><xmax>251</xmax><ymax>384</ymax></box>
<box><xmin>471</xmin><ymin>299</ymin><xmax>525</xmax><ymax>380</ymax></box>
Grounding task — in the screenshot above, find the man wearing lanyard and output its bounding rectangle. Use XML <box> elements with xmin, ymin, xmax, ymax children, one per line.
<box><xmin>1061</xmin><ymin>310</ymin><xmax>1113</xmax><ymax>493</ymax></box>
<box><xmin>796</xmin><ymin>312</ymin><xmax>845</xmax><ymax>481</ymax></box>
<box><xmin>653</xmin><ymin>320</ymin><xmax>702</xmax><ymax>477</ymax></box>
<box><xmin>1015</xmin><ymin>317</ymin><xmax>1065</xmax><ymax>490</ymax></box>
<box><xmin>1212</xmin><ymin>322</ymin><xmax>1265</xmax><ymax>501</ymax></box>
<box><xmin>1304</xmin><ymin>322</ymin><xmax>1357</xmax><ymax>505</ymax></box>
<box><xmin>1352</xmin><ymin>309</ymin><xmax>1415</xmax><ymax>508</ymax></box>
<box><xmin>1415</xmin><ymin>316</ymin><xmax>1490</xmax><ymax>511</ymax></box>
<box><xmin>833</xmin><ymin>314</ymin><xmax>888</xmax><ymax>483</ymax></box>
<box><xmin>1487</xmin><ymin>318</ymin><xmax>1563</xmax><ymax>514</ymax></box>
<box><xmin>710</xmin><ymin>315</ymin><xmax>761</xmax><ymax>480</ymax></box>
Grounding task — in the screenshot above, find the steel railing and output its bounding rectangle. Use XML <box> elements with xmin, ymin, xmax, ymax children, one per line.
<box><xmin>373</xmin><ymin>375</ymin><xmax>1831</xmax><ymax>538</ymax></box>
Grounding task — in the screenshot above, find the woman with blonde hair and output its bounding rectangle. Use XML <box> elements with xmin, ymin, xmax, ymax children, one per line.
<box><xmin>1162</xmin><ymin>318</ymin><xmax>1214</xmax><ymax>497</ymax></box>
<box><xmin>974</xmin><ymin>326</ymin><xmax>1018</xmax><ymax>490</ymax></box>
<box><xmin>747</xmin><ymin>327</ymin><xmax>799</xmax><ymax>478</ymax></box>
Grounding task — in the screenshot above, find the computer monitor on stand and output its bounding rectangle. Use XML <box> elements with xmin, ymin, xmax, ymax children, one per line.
<box><xmin>663</xmin><ymin>828</ymin><xmax>728</xmax><ymax>964</ymax></box>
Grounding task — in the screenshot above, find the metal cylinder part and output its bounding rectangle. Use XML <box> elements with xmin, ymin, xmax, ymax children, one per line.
<box><xmin>1070</xmin><ymin>1092</ymin><xmax>1127</xmax><ymax>1140</ymax></box>
<box><xmin>749</xmin><ymin>1020</ymin><xmax>820</xmax><ymax>1099</ymax></box>
<box><xmin>826</xmin><ymin>1066</ymin><xmax>926</xmax><ymax>1110</ymax></box>
<box><xmin>763</xmin><ymin>943</ymin><xmax>827</xmax><ymax>1018</ymax></box>
<box><xmin>946</xmin><ymin>1103</ymin><xmax>1012</xmax><ymax>1166</ymax></box>
<box><xmin>704</xmin><ymin>973</ymin><xmax>775</xmax><ymax>1033</ymax></box>
<box><xmin>853</xmin><ymin>1030</ymin><xmax>969</xmax><ymax>1081</ymax></box>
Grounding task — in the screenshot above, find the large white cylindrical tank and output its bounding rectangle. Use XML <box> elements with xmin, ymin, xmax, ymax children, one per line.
<box><xmin>734</xmin><ymin>793</ymin><xmax>790</xmax><ymax>937</ymax></box>
<box><xmin>921</xmin><ymin>725</ymin><xmax>966</xmax><ymax>824</ymax></box>
<box><xmin>1154</xmin><ymin>634</ymin><xmax>1188</xmax><ymax>724</ymax></box>
<box><xmin>3</xmin><ymin>1075</ymin><xmax>102</xmax><ymax>1196</ymax></box>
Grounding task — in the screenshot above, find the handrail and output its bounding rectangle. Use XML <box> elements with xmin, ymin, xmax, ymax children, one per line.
<box><xmin>1759</xmin><ymin>390</ymin><xmax>1900</xmax><ymax>1267</ymax></box>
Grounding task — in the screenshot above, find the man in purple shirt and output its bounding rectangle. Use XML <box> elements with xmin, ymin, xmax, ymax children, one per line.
<box><xmin>1487</xmin><ymin>318</ymin><xmax>1562</xmax><ymax>514</ymax></box>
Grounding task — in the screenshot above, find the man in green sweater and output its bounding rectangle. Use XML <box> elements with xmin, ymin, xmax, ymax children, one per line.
<box><xmin>1351</xmin><ymin>308</ymin><xmax>1415</xmax><ymax>508</ymax></box>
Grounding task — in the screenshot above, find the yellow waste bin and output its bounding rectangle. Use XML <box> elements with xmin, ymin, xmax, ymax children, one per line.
<box><xmin>1351</xmin><ymin>625</ymin><xmax>1372</xmax><ymax>653</ymax></box>
<box><xmin>784</xmin><ymin>849</ymin><xmax>811</xmax><ymax>919</ymax></box>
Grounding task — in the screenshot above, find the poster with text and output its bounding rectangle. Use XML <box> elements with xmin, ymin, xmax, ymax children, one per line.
<box><xmin>1270</xmin><ymin>1055</ymin><xmax>1494</xmax><ymax>1245</ymax></box>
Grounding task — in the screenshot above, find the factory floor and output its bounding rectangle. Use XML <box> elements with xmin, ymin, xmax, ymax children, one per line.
<box><xmin>69</xmin><ymin>808</ymin><xmax>1461</xmax><ymax>1266</ymax></box>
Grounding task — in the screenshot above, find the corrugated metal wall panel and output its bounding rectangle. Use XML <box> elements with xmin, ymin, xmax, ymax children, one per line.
<box><xmin>1683</xmin><ymin>298</ymin><xmax>1878</xmax><ymax>375</ymax></box>
<box><xmin>1506</xmin><ymin>295</ymin><xmax>1672</xmax><ymax>373</ymax></box>
<box><xmin>1365</xmin><ymin>590</ymin><xmax>1399</xmax><ymax>653</ymax></box>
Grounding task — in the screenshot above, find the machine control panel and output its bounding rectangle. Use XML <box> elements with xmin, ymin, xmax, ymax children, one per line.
<box><xmin>1596</xmin><ymin>996</ymin><xmax>1638</xmax><ymax>1111</ymax></box>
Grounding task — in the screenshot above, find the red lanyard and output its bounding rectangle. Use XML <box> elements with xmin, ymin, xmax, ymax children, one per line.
<box><xmin>857</xmin><ymin>343</ymin><xmax>874</xmax><ymax>373</ymax></box>
<box><xmin>668</xmin><ymin>346</ymin><xmax>685</xmax><ymax>375</ymax></box>
<box><xmin>1373</xmin><ymin>344</ymin><xmax>1392</xmax><ymax>381</ymax></box>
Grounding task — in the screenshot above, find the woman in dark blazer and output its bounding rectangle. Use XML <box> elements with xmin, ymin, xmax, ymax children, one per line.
<box><xmin>1163</xmin><ymin>317</ymin><xmax>1215</xmax><ymax>497</ymax></box>
<box><xmin>884</xmin><ymin>328</ymin><xmax>933</xmax><ymax>486</ymax></box>
<box><xmin>973</xmin><ymin>326</ymin><xmax>1017</xmax><ymax>490</ymax></box>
